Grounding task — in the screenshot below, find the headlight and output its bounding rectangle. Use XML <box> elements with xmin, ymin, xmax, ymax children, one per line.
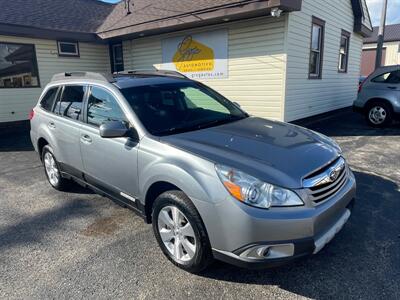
<box><xmin>215</xmin><ymin>164</ymin><xmax>304</xmax><ymax>209</ymax></box>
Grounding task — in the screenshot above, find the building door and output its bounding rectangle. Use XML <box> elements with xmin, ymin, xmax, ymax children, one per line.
<box><xmin>361</xmin><ymin>48</ymin><xmax>386</xmax><ymax>77</ymax></box>
<box><xmin>110</xmin><ymin>43</ymin><xmax>124</xmax><ymax>73</ymax></box>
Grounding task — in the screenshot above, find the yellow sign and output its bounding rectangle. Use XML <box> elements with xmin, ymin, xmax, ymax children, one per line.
<box><xmin>173</xmin><ymin>36</ymin><xmax>214</xmax><ymax>73</ymax></box>
<box><xmin>162</xmin><ymin>29</ymin><xmax>228</xmax><ymax>79</ymax></box>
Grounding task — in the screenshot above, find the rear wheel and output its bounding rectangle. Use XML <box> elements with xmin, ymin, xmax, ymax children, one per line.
<box><xmin>366</xmin><ymin>102</ymin><xmax>393</xmax><ymax>127</ymax></box>
<box><xmin>152</xmin><ymin>190</ymin><xmax>213</xmax><ymax>273</ymax></box>
<box><xmin>42</xmin><ymin>145</ymin><xmax>70</xmax><ymax>191</ymax></box>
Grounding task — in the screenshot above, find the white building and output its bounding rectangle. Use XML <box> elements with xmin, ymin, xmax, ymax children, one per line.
<box><xmin>0</xmin><ymin>0</ymin><xmax>372</xmax><ymax>124</ymax></box>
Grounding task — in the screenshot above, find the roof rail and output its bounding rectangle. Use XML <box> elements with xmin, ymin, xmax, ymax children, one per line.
<box><xmin>51</xmin><ymin>71</ymin><xmax>115</xmax><ymax>83</ymax></box>
<box><xmin>114</xmin><ymin>69</ymin><xmax>188</xmax><ymax>79</ymax></box>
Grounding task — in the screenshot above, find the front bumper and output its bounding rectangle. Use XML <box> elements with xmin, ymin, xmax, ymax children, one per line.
<box><xmin>207</xmin><ymin>171</ymin><xmax>356</xmax><ymax>269</ymax></box>
<box><xmin>212</xmin><ymin>199</ymin><xmax>354</xmax><ymax>269</ymax></box>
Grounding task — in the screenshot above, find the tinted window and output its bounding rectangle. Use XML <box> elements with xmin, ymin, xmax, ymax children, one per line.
<box><xmin>87</xmin><ymin>87</ymin><xmax>126</xmax><ymax>127</ymax></box>
<box><xmin>372</xmin><ymin>71</ymin><xmax>400</xmax><ymax>84</ymax></box>
<box><xmin>120</xmin><ymin>82</ymin><xmax>247</xmax><ymax>136</ymax></box>
<box><xmin>40</xmin><ymin>87</ymin><xmax>58</xmax><ymax>111</ymax></box>
<box><xmin>0</xmin><ymin>42</ymin><xmax>40</xmax><ymax>88</ymax></box>
<box><xmin>54</xmin><ymin>85</ymin><xmax>86</xmax><ymax>120</ymax></box>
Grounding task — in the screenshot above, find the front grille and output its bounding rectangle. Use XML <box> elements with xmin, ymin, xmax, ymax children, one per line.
<box><xmin>303</xmin><ymin>157</ymin><xmax>348</xmax><ymax>204</ymax></box>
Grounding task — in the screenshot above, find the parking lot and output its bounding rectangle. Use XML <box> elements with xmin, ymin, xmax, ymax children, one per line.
<box><xmin>0</xmin><ymin>109</ymin><xmax>399</xmax><ymax>299</ymax></box>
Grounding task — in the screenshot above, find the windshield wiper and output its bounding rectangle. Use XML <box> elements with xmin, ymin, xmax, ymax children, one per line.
<box><xmin>154</xmin><ymin>115</ymin><xmax>247</xmax><ymax>136</ymax></box>
<box><xmin>195</xmin><ymin>115</ymin><xmax>244</xmax><ymax>130</ymax></box>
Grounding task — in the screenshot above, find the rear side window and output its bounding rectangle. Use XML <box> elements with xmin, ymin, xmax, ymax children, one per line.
<box><xmin>371</xmin><ymin>71</ymin><xmax>400</xmax><ymax>84</ymax></box>
<box><xmin>40</xmin><ymin>87</ymin><xmax>58</xmax><ymax>111</ymax></box>
<box><xmin>87</xmin><ymin>86</ymin><xmax>126</xmax><ymax>127</ymax></box>
<box><xmin>54</xmin><ymin>85</ymin><xmax>86</xmax><ymax>120</ymax></box>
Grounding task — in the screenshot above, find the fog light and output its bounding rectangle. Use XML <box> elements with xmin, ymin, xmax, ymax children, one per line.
<box><xmin>239</xmin><ymin>243</ymin><xmax>294</xmax><ymax>260</ymax></box>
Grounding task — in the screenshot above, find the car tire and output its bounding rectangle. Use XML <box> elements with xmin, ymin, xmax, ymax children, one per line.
<box><xmin>42</xmin><ymin>145</ymin><xmax>70</xmax><ymax>191</ymax></box>
<box><xmin>366</xmin><ymin>102</ymin><xmax>393</xmax><ymax>127</ymax></box>
<box><xmin>152</xmin><ymin>190</ymin><xmax>213</xmax><ymax>273</ymax></box>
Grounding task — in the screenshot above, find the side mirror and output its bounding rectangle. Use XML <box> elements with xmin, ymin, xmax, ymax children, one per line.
<box><xmin>99</xmin><ymin>121</ymin><xmax>128</xmax><ymax>138</ymax></box>
<box><xmin>233</xmin><ymin>101</ymin><xmax>241</xmax><ymax>108</ymax></box>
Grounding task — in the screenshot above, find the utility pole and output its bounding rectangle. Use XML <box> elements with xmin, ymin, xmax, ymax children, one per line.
<box><xmin>375</xmin><ymin>0</ymin><xmax>388</xmax><ymax>69</ymax></box>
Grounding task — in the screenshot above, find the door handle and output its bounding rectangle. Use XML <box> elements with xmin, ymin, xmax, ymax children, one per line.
<box><xmin>81</xmin><ymin>134</ymin><xmax>92</xmax><ymax>144</ymax></box>
<box><xmin>48</xmin><ymin>121</ymin><xmax>56</xmax><ymax>129</ymax></box>
<box><xmin>387</xmin><ymin>86</ymin><xmax>397</xmax><ymax>90</ymax></box>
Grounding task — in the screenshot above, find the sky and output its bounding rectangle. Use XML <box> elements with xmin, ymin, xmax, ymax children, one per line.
<box><xmin>100</xmin><ymin>0</ymin><xmax>400</xmax><ymax>27</ymax></box>
<box><xmin>366</xmin><ymin>0</ymin><xmax>400</xmax><ymax>26</ymax></box>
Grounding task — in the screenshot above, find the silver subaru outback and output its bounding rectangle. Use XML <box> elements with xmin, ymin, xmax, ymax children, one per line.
<box><xmin>30</xmin><ymin>70</ymin><xmax>356</xmax><ymax>273</ymax></box>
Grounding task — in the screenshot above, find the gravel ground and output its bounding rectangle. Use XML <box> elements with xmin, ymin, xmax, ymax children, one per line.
<box><xmin>0</xmin><ymin>109</ymin><xmax>399</xmax><ymax>299</ymax></box>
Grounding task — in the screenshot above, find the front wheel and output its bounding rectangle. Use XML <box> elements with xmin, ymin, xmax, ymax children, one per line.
<box><xmin>366</xmin><ymin>102</ymin><xmax>393</xmax><ymax>127</ymax></box>
<box><xmin>152</xmin><ymin>191</ymin><xmax>213</xmax><ymax>273</ymax></box>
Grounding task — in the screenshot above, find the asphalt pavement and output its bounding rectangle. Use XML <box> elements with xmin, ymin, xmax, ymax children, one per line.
<box><xmin>0</xmin><ymin>109</ymin><xmax>399</xmax><ymax>299</ymax></box>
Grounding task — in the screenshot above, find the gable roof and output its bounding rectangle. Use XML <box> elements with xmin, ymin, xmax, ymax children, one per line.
<box><xmin>0</xmin><ymin>0</ymin><xmax>114</xmax><ymax>33</ymax></box>
<box><xmin>364</xmin><ymin>24</ymin><xmax>400</xmax><ymax>44</ymax></box>
<box><xmin>351</xmin><ymin>0</ymin><xmax>373</xmax><ymax>37</ymax></box>
<box><xmin>96</xmin><ymin>0</ymin><xmax>303</xmax><ymax>40</ymax></box>
<box><xmin>0</xmin><ymin>0</ymin><xmax>372</xmax><ymax>41</ymax></box>
<box><xmin>0</xmin><ymin>0</ymin><xmax>114</xmax><ymax>42</ymax></box>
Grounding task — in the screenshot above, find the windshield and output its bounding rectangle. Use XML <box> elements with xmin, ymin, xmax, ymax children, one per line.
<box><xmin>120</xmin><ymin>81</ymin><xmax>248</xmax><ymax>136</ymax></box>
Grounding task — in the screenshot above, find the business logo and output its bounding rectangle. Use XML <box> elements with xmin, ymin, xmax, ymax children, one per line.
<box><xmin>162</xmin><ymin>30</ymin><xmax>228</xmax><ymax>79</ymax></box>
<box><xmin>173</xmin><ymin>35</ymin><xmax>214</xmax><ymax>73</ymax></box>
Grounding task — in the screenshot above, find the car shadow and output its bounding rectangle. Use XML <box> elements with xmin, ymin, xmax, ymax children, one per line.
<box><xmin>0</xmin><ymin>131</ymin><xmax>34</xmax><ymax>152</ymax></box>
<box><xmin>198</xmin><ymin>171</ymin><xmax>400</xmax><ymax>299</ymax></box>
<box><xmin>0</xmin><ymin>198</ymin><xmax>96</xmax><ymax>251</ymax></box>
<box><xmin>0</xmin><ymin>122</ymin><xmax>34</xmax><ymax>152</ymax></box>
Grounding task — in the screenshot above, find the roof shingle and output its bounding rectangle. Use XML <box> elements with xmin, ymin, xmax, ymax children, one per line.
<box><xmin>364</xmin><ymin>24</ymin><xmax>400</xmax><ymax>43</ymax></box>
<box><xmin>97</xmin><ymin>0</ymin><xmax>254</xmax><ymax>33</ymax></box>
<box><xmin>0</xmin><ymin>0</ymin><xmax>114</xmax><ymax>33</ymax></box>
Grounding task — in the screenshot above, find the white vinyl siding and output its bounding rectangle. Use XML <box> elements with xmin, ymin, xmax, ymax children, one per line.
<box><xmin>123</xmin><ymin>17</ymin><xmax>287</xmax><ymax>120</ymax></box>
<box><xmin>363</xmin><ymin>41</ymin><xmax>400</xmax><ymax>66</ymax></box>
<box><xmin>284</xmin><ymin>0</ymin><xmax>363</xmax><ymax>121</ymax></box>
<box><xmin>0</xmin><ymin>35</ymin><xmax>110</xmax><ymax>123</ymax></box>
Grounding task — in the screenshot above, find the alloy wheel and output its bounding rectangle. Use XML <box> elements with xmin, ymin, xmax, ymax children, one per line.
<box><xmin>157</xmin><ymin>206</ymin><xmax>197</xmax><ymax>262</ymax></box>
<box><xmin>44</xmin><ymin>152</ymin><xmax>60</xmax><ymax>186</ymax></box>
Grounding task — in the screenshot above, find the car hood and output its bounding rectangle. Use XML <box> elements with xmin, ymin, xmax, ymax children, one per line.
<box><xmin>160</xmin><ymin>117</ymin><xmax>340</xmax><ymax>188</ymax></box>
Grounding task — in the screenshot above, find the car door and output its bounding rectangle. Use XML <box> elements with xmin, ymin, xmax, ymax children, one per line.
<box><xmin>80</xmin><ymin>85</ymin><xmax>139</xmax><ymax>201</ymax></box>
<box><xmin>51</xmin><ymin>84</ymin><xmax>86</xmax><ymax>174</ymax></box>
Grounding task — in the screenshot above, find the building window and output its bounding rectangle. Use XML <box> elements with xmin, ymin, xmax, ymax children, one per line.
<box><xmin>110</xmin><ymin>44</ymin><xmax>124</xmax><ymax>73</ymax></box>
<box><xmin>309</xmin><ymin>16</ymin><xmax>325</xmax><ymax>79</ymax></box>
<box><xmin>339</xmin><ymin>30</ymin><xmax>351</xmax><ymax>73</ymax></box>
<box><xmin>57</xmin><ymin>41</ymin><xmax>79</xmax><ymax>57</ymax></box>
<box><xmin>0</xmin><ymin>42</ymin><xmax>40</xmax><ymax>88</ymax></box>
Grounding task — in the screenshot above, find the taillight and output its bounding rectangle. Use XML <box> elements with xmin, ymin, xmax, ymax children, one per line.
<box><xmin>358</xmin><ymin>81</ymin><xmax>363</xmax><ymax>94</ymax></box>
<box><xmin>28</xmin><ymin>109</ymin><xmax>35</xmax><ymax>120</ymax></box>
